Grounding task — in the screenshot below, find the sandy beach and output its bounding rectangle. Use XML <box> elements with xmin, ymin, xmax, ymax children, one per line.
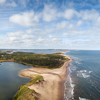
<box><xmin>19</xmin><ymin>51</ymin><xmax>72</xmax><ymax>100</ymax></box>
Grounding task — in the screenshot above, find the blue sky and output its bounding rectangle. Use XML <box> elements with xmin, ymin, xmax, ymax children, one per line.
<box><xmin>0</xmin><ymin>0</ymin><xmax>100</xmax><ymax>50</ymax></box>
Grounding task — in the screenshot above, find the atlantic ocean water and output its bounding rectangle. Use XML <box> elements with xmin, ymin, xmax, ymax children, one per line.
<box><xmin>64</xmin><ymin>51</ymin><xmax>100</xmax><ymax>100</ymax></box>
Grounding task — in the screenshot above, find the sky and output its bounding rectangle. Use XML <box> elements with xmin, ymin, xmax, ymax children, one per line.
<box><xmin>0</xmin><ymin>0</ymin><xmax>100</xmax><ymax>50</ymax></box>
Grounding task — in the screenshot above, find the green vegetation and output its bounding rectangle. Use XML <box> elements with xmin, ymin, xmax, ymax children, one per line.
<box><xmin>54</xmin><ymin>52</ymin><xmax>62</xmax><ymax>54</ymax></box>
<box><xmin>0</xmin><ymin>51</ymin><xmax>69</xmax><ymax>68</ymax></box>
<box><xmin>13</xmin><ymin>75</ymin><xmax>44</xmax><ymax>100</ymax></box>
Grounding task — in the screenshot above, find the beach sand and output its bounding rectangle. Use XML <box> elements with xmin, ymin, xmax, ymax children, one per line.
<box><xmin>19</xmin><ymin>51</ymin><xmax>72</xmax><ymax>100</ymax></box>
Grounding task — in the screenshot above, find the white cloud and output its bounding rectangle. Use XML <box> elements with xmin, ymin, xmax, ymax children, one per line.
<box><xmin>97</xmin><ymin>16</ymin><xmax>100</xmax><ymax>22</ymax></box>
<box><xmin>9</xmin><ymin>11</ymin><xmax>41</xmax><ymax>27</ymax></box>
<box><xmin>95</xmin><ymin>16</ymin><xmax>100</xmax><ymax>25</ymax></box>
<box><xmin>1</xmin><ymin>30</ymin><xmax>35</xmax><ymax>47</ymax></box>
<box><xmin>52</xmin><ymin>38</ymin><xmax>59</xmax><ymax>41</ymax></box>
<box><xmin>63</xmin><ymin>30</ymin><xmax>86</xmax><ymax>36</ymax></box>
<box><xmin>36</xmin><ymin>38</ymin><xmax>44</xmax><ymax>42</ymax></box>
<box><xmin>0</xmin><ymin>0</ymin><xmax>17</xmax><ymax>7</ymax></box>
<box><xmin>6</xmin><ymin>1</ymin><xmax>17</xmax><ymax>7</ymax></box>
<box><xmin>0</xmin><ymin>0</ymin><xmax>6</xmax><ymax>4</ymax></box>
<box><xmin>3</xmin><ymin>3</ymin><xmax>100</xmax><ymax>49</ymax></box>
<box><xmin>49</xmin><ymin>35</ymin><xmax>54</xmax><ymax>38</ymax></box>
<box><xmin>42</xmin><ymin>4</ymin><xmax>57</xmax><ymax>22</ymax></box>
<box><xmin>25</xmin><ymin>28</ymin><xmax>54</xmax><ymax>36</ymax></box>
<box><xmin>69</xmin><ymin>24</ymin><xmax>74</xmax><ymax>29</ymax></box>
<box><xmin>63</xmin><ymin>33</ymin><xmax>69</xmax><ymax>36</ymax></box>
<box><xmin>1</xmin><ymin>27</ymin><xmax>63</xmax><ymax>48</ymax></box>
<box><xmin>50</xmin><ymin>37</ymin><xmax>62</xmax><ymax>45</ymax></box>
<box><xmin>9</xmin><ymin>37</ymin><xmax>17</xmax><ymax>41</ymax></box>
<box><xmin>63</xmin><ymin>26</ymin><xmax>100</xmax><ymax>36</ymax></box>
<box><xmin>79</xmin><ymin>9</ymin><xmax>99</xmax><ymax>21</ymax></box>
<box><xmin>7</xmin><ymin>30</ymin><xmax>24</xmax><ymax>37</ymax></box>
<box><xmin>26</xmin><ymin>28</ymin><xmax>43</xmax><ymax>34</ymax></box>
<box><xmin>9</xmin><ymin>5</ymin><xmax>100</xmax><ymax>28</ymax></box>
<box><xmin>26</xmin><ymin>29</ymin><xmax>33</xmax><ymax>34</ymax></box>
<box><xmin>77</xmin><ymin>20</ymin><xmax>83</xmax><ymax>26</ymax></box>
<box><xmin>1</xmin><ymin>30</ymin><xmax>48</xmax><ymax>47</ymax></box>
<box><xmin>22</xmin><ymin>34</ymin><xmax>34</xmax><ymax>39</ymax></box>
<box><xmin>63</xmin><ymin>9</ymin><xmax>76</xmax><ymax>19</ymax></box>
<box><xmin>56</xmin><ymin>21</ymin><xmax>67</xmax><ymax>29</ymax></box>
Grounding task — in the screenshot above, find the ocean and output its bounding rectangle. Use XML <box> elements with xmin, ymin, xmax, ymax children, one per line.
<box><xmin>64</xmin><ymin>50</ymin><xmax>100</xmax><ymax>100</ymax></box>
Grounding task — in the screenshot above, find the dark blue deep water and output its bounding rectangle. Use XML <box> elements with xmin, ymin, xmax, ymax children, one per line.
<box><xmin>64</xmin><ymin>51</ymin><xmax>100</xmax><ymax>100</ymax></box>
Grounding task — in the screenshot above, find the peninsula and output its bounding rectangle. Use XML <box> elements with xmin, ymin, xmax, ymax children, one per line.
<box><xmin>0</xmin><ymin>51</ymin><xmax>72</xmax><ymax>100</ymax></box>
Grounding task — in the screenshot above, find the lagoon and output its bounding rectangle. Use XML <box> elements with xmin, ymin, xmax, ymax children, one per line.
<box><xmin>0</xmin><ymin>62</ymin><xmax>31</xmax><ymax>100</ymax></box>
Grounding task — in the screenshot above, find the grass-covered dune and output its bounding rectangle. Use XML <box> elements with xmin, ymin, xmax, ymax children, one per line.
<box><xmin>0</xmin><ymin>51</ymin><xmax>69</xmax><ymax>69</ymax></box>
<box><xmin>13</xmin><ymin>74</ymin><xmax>44</xmax><ymax>100</ymax></box>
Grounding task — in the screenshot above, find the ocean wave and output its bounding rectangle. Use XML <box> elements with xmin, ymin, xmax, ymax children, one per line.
<box><xmin>64</xmin><ymin>73</ymin><xmax>75</xmax><ymax>100</ymax></box>
<box><xmin>80</xmin><ymin>70</ymin><xmax>87</xmax><ymax>73</ymax></box>
<box><xmin>68</xmin><ymin>65</ymin><xmax>77</xmax><ymax>73</ymax></box>
<box><xmin>68</xmin><ymin>67</ymin><xmax>72</xmax><ymax>73</ymax></box>
<box><xmin>79</xmin><ymin>97</ymin><xmax>89</xmax><ymax>100</ymax></box>
<box><xmin>75</xmin><ymin>60</ymin><xmax>81</xmax><ymax>64</ymax></box>
<box><xmin>89</xmin><ymin>71</ymin><xmax>92</xmax><ymax>73</ymax></box>
<box><xmin>82</xmin><ymin>73</ymin><xmax>90</xmax><ymax>78</ymax></box>
<box><xmin>70</xmin><ymin>83</ymin><xmax>75</xmax><ymax>88</ymax></box>
<box><xmin>77</xmin><ymin>70</ymin><xmax>92</xmax><ymax>78</ymax></box>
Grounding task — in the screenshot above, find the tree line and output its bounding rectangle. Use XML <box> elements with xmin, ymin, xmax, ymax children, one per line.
<box><xmin>0</xmin><ymin>52</ymin><xmax>68</xmax><ymax>68</ymax></box>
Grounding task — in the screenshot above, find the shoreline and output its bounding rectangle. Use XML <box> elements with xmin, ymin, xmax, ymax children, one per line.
<box><xmin>18</xmin><ymin>51</ymin><xmax>72</xmax><ymax>100</ymax></box>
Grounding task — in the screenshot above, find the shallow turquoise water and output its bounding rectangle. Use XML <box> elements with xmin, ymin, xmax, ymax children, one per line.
<box><xmin>64</xmin><ymin>51</ymin><xmax>100</xmax><ymax>100</ymax></box>
<box><xmin>0</xmin><ymin>62</ymin><xmax>31</xmax><ymax>100</ymax></box>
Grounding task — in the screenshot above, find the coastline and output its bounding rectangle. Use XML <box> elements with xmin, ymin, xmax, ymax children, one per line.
<box><xmin>18</xmin><ymin>51</ymin><xmax>72</xmax><ymax>100</ymax></box>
